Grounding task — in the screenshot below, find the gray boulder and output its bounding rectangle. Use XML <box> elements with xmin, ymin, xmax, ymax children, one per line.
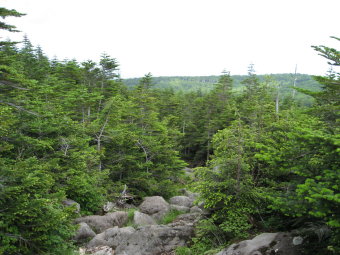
<box><xmin>74</xmin><ymin>222</ymin><xmax>96</xmax><ymax>243</ymax></box>
<box><xmin>79</xmin><ymin>246</ymin><xmax>114</xmax><ymax>255</ymax></box>
<box><xmin>182</xmin><ymin>189</ymin><xmax>200</xmax><ymax>200</ymax></box>
<box><xmin>133</xmin><ymin>211</ymin><xmax>157</xmax><ymax>226</ymax></box>
<box><xmin>170</xmin><ymin>204</ymin><xmax>190</xmax><ymax>213</ymax></box>
<box><xmin>139</xmin><ymin>196</ymin><xmax>170</xmax><ymax>220</ymax></box>
<box><xmin>62</xmin><ymin>199</ymin><xmax>80</xmax><ymax>213</ymax></box>
<box><xmin>87</xmin><ymin>226</ymin><xmax>135</xmax><ymax>248</ymax></box>
<box><xmin>215</xmin><ymin>232</ymin><xmax>300</xmax><ymax>255</ymax></box>
<box><xmin>74</xmin><ymin>211</ymin><xmax>128</xmax><ymax>233</ymax></box>
<box><xmin>114</xmin><ymin>224</ymin><xmax>195</xmax><ymax>255</ymax></box>
<box><xmin>190</xmin><ymin>206</ymin><xmax>203</xmax><ymax>214</ymax></box>
<box><xmin>169</xmin><ymin>195</ymin><xmax>193</xmax><ymax>208</ymax></box>
<box><xmin>171</xmin><ymin>213</ymin><xmax>202</xmax><ymax>227</ymax></box>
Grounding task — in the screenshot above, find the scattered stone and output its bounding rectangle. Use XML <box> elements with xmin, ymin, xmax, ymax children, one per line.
<box><xmin>75</xmin><ymin>211</ymin><xmax>128</xmax><ymax>233</ymax></box>
<box><xmin>169</xmin><ymin>196</ymin><xmax>193</xmax><ymax>208</ymax></box>
<box><xmin>293</xmin><ymin>236</ymin><xmax>303</xmax><ymax>245</ymax></box>
<box><xmin>74</xmin><ymin>222</ymin><xmax>96</xmax><ymax>243</ymax></box>
<box><xmin>139</xmin><ymin>196</ymin><xmax>170</xmax><ymax>220</ymax></box>
<box><xmin>133</xmin><ymin>211</ymin><xmax>157</xmax><ymax>226</ymax></box>
<box><xmin>62</xmin><ymin>199</ymin><xmax>80</xmax><ymax>213</ymax></box>
<box><xmin>215</xmin><ymin>232</ymin><xmax>299</xmax><ymax>255</ymax></box>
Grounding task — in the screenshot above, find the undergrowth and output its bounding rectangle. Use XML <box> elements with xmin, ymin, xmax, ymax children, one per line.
<box><xmin>159</xmin><ymin>209</ymin><xmax>183</xmax><ymax>225</ymax></box>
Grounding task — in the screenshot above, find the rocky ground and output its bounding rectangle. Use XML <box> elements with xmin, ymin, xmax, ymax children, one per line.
<box><xmin>69</xmin><ymin>176</ymin><xmax>304</xmax><ymax>255</ymax></box>
<box><xmin>73</xmin><ymin>189</ymin><xmax>204</xmax><ymax>255</ymax></box>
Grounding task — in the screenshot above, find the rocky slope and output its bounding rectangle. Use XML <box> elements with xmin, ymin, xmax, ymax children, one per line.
<box><xmin>74</xmin><ymin>190</ymin><xmax>203</xmax><ymax>255</ymax></box>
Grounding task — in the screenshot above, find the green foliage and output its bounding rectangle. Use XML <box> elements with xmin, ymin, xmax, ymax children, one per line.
<box><xmin>159</xmin><ymin>209</ymin><xmax>183</xmax><ymax>225</ymax></box>
<box><xmin>123</xmin><ymin>208</ymin><xmax>138</xmax><ymax>228</ymax></box>
<box><xmin>0</xmin><ymin>7</ymin><xmax>25</xmax><ymax>41</ymax></box>
<box><xmin>0</xmin><ymin>9</ymin><xmax>338</xmax><ymax>255</ymax></box>
<box><xmin>191</xmin><ymin>50</ymin><xmax>339</xmax><ymax>252</ymax></box>
<box><xmin>0</xmin><ymin>158</ymin><xmax>77</xmax><ymax>254</ymax></box>
<box><xmin>1</xmin><ymin>21</ymin><xmax>189</xmax><ymax>251</ymax></box>
<box><xmin>309</xmin><ymin>37</ymin><xmax>339</xmax><ymax>128</ymax></box>
<box><xmin>175</xmin><ymin>218</ymin><xmax>226</xmax><ymax>255</ymax></box>
<box><xmin>175</xmin><ymin>246</ymin><xmax>193</xmax><ymax>255</ymax></box>
<box><xmin>268</xmin><ymin>114</ymin><xmax>340</xmax><ymax>227</ymax></box>
<box><xmin>194</xmin><ymin>120</ymin><xmax>268</xmax><ymax>239</ymax></box>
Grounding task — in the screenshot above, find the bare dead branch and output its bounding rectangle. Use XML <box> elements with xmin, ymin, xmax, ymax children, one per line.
<box><xmin>0</xmin><ymin>80</ymin><xmax>29</xmax><ymax>90</ymax></box>
<box><xmin>0</xmin><ymin>100</ymin><xmax>40</xmax><ymax>116</ymax></box>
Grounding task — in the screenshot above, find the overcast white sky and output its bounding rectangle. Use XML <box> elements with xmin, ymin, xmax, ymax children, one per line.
<box><xmin>1</xmin><ymin>0</ymin><xmax>339</xmax><ymax>78</ymax></box>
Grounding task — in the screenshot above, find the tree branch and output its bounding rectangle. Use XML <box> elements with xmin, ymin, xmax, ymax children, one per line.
<box><xmin>0</xmin><ymin>100</ymin><xmax>40</xmax><ymax>116</ymax></box>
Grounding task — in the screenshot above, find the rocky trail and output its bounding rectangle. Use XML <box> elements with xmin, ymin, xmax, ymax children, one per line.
<box><xmin>70</xmin><ymin>188</ymin><xmax>303</xmax><ymax>255</ymax></box>
<box><xmin>72</xmin><ymin>188</ymin><xmax>204</xmax><ymax>255</ymax></box>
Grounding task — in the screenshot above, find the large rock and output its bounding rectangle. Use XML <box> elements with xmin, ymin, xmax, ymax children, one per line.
<box><xmin>79</xmin><ymin>246</ymin><xmax>114</xmax><ymax>255</ymax></box>
<box><xmin>139</xmin><ymin>196</ymin><xmax>170</xmax><ymax>220</ymax></box>
<box><xmin>181</xmin><ymin>189</ymin><xmax>200</xmax><ymax>200</ymax></box>
<box><xmin>133</xmin><ymin>211</ymin><xmax>157</xmax><ymax>226</ymax></box>
<box><xmin>114</xmin><ymin>224</ymin><xmax>195</xmax><ymax>255</ymax></box>
<box><xmin>74</xmin><ymin>211</ymin><xmax>128</xmax><ymax>233</ymax></box>
<box><xmin>189</xmin><ymin>206</ymin><xmax>203</xmax><ymax>214</ymax></box>
<box><xmin>215</xmin><ymin>232</ymin><xmax>301</xmax><ymax>255</ymax></box>
<box><xmin>169</xmin><ymin>195</ymin><xmax>193</xmax><ymax>208</ymax></box>
<box><xmin>171</xmin><ymin>213</ymin><xmax>202</xmax><ymax>227</ymax></box>
<box><xmin>74</xmin><ymin>222</ymin><xmax>96</xmax><ymax>243</ymax></box>
<box><xmin>170</xmin><ymin>204</ymin><xmax>190</xmax><ymax>213</ymax></box>
<box><xmin>87</xmin><ymin>226</ymin><xmax>135</xmax><ymax>248</ymax></box>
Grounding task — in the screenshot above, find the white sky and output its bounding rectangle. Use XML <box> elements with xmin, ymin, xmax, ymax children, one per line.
<box><xmin>1</xmin><ymin>0</ymin><xmax>339</xmax><ymax>78</ymax></box>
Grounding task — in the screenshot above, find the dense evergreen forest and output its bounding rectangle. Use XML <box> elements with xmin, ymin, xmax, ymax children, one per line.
<box><xmin>0</xmin><ymin>7</ymin><xmax>339</xmax><ymax>255</ymax></box>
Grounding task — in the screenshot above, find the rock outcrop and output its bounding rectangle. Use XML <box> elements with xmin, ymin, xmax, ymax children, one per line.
<box><xmin>114</xmin><ymin>224</ymin><xmax>194</xmax><ymax>255</ymax></box>
<box><xmin>79</xmin><ymin>246</ymin><xmax>114</xmax><ymax>255</ymax></box>
<box><xmin>189</xmin><ymin>205</ymin><xmax>203</xmax><ymax>214</ymax></box>
<box><xmin>215</xmin><ymin>232</ymin><xmax>301</xmax><ymax>255</ymax></box>
<box><xmin>76</xmin><ymin>194</ymin><xmax>203</xmax><ymax>254</ymax></box>
<box><xmin>139</xmin><ymin>196</ymin><xmax>170</xmax><ymax>221</ymax></box>
<box><xmin>75</xmin><ymin>211</ymin><xmax>128</xmax><ymax>233</ymax></box>
<box><xmin>181</xmin><ymin>189</ymin><xmax>199</xmax><ymax>201</ymax></box>
<box><xmin>133</xmin><ymin>211</ymin><xmax>157</xmax><ymax>226</ymax></box>
<box><xmin>74</xmin><ymin>222</ymin><xmax>96</xmax><ymax>243</ymax></box>
<box><xmin>87</xmin><ymin>226</ymin><xmax>136</xmax><ymax>248</ymax></box>
<box><xmin>169</xmin><ymin>195</ymin><xmax>193</xmax><ymax>208</ymax></box>
<box><xmin>170</xmin><ymin>204</ymin><xmax>190</xmax><ymax>213</ymax></box>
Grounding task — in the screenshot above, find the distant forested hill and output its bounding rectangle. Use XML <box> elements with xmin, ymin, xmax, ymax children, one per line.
<box><xmin>124</xmin><ymin>73</ymin><xmax>320</xmax><ymax>92</ymax></box>
<box><xmin>124</xmin><ymin>73</ymin><xmax>321</xmax><ymax>105</ymax></box>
